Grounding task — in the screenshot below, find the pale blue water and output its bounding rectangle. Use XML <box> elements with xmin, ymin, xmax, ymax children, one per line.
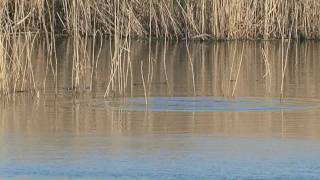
<box><xmin>101</xmin><ymin>97</ymin><xmax>319</xmax><ymax>113</ymax></box>
<box><xmin>1</xmin><ymin>96</ymin><xmax>319</xmax><ymax>179</ymax></box>
<box><xmin>1</xmin><ymin>134</ymin><xmax>320</xmax><ymax>180</ymax></box>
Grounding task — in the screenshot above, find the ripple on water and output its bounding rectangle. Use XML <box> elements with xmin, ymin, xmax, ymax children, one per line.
<box><xmin>94</xmin><ymin>97</ymin><xmax>320</xmax><ymax>112</ymax></box>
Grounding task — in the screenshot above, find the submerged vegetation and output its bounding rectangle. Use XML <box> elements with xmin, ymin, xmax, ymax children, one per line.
<box><xmin>0</xmin><ymin>0</ymin><xmax>319</xmax><ymax>98</ymax></box>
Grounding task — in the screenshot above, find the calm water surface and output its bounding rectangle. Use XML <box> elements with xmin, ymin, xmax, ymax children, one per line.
<box><xmin>1</xmin><ymin>41</ymin><xmax>320</xmax><ymax>179</ymax></box>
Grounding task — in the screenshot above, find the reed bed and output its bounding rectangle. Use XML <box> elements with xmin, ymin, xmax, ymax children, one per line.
<box><xmin>0</xmin><ymin>0</ymin><xmax>320</xmax><ymax>39</ymax></box>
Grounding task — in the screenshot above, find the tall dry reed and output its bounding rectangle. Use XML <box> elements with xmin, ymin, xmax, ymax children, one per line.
<box><xmin>1</xmin><ymin>0</ymin><xmax>320</xmax><ymax>39</ymax></box>
<box><xmin>1</xmin><ymin>0</ymin><xmax>319</xmax><ymax>97</ymax></box>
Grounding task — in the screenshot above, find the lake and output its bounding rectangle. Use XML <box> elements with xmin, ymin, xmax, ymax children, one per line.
<box><xmin>1</xmin><ymin>40</ymin><xmax>320</xmax><ymax>179</ymax></box>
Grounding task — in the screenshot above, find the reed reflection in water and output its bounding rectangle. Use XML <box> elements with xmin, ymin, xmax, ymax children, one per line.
<box><xmin>1</xmin><ymin>40</ymin><xmax>320</xmax><ymax>179</ymax></box>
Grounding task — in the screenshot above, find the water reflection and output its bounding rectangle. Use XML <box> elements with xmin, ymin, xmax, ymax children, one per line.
<box><xmin>1</xmin><ymin>40</ymin><xmax>320</xmax><ymax>138</ymax></box>
<box><xmin>1</xmin><ymin>95</ymin><xmax>320</xmax><ymax>139</ymax></box>
<box><xmin>1</xmin><ymin>40</ymin><xmax>320</xmax><ymax>178</ymax></box>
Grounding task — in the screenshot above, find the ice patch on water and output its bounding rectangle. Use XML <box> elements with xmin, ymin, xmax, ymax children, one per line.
<box><xmin>95</xmin><ymin>97</ymin><xmax>320</xmax><ymax>112</ymax></box>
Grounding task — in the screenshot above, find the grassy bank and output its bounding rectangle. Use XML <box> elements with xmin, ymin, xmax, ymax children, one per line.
<box><xmin>1</xmin><ymin>0</ymin><xmax>320</xmax><ymax>40</ymax></box>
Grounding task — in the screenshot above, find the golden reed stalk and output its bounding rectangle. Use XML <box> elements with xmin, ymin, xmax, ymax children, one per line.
<box><xmin>0</xmin><ymin>0</ymin><xmax>319</xmax><ymax>39</ymax></box>
<box><xmin>0</xmin><ymin>0</ymin><xmax>317</xmax><ymax>97</ymax></box>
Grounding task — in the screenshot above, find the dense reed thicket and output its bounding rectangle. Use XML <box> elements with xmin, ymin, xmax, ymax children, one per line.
<box><xmin>0</xmin><ymin>0</ymin><xmax>320</xmax><ymax>39</ymax></box>
<box><xmin>0</xmin><ymin>0</ymin><xmax>319</xmax><ymax>97</ymax></box>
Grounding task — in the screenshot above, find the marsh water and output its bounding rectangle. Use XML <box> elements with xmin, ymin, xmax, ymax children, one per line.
<box><xmin>1</xmin><ymin>40</ymin><xmax>320</xmax><ymax>179</ymax></box>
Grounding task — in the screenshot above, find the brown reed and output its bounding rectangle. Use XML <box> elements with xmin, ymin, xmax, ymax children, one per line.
<box><xmin>0</xmin><ymin>0</ymin><xmax>319</xmax><ymax>98</ymax></box>
<box><xmin>1</xmin><ymin>1</ymin><xmax>320</xmax><ymax>39</ymax></box>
